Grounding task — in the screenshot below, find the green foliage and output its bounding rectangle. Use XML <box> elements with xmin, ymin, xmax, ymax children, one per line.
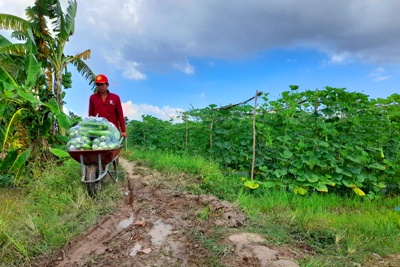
<box><xmin>124</xmin><ymin>146</ymin><xmax>400</xmax><ymax>265</ymax></box>
<box><xmin>0</xmin><ymin>174</ymin><xmax>14</xmax><ymax>187</ymax></box>
<box><xmin>0</xmin><ymin>37</ymin><xmax>73</xmax><ymax>177</ymax></box>
<box><xmin>127</xmin><ymin>87</ymin><xmax>400</xmax><ymax>197</ymax></box>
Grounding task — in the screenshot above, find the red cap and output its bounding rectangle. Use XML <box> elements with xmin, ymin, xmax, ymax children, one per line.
<box><xmin>95</xmin><ymin>74</ymin><xmax>108</xmax><ymax>83</ymax></box>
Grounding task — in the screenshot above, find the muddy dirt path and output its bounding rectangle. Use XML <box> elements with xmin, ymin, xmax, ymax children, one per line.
<box><xmin>32</xmin><ymin>158</ymin><xmax>301</xmax><ymax>267</ymax></box>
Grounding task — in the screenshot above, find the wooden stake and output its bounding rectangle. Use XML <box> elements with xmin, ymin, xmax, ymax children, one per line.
<box><xmin>251</xmin><ymin>90</ymin><xmax>259</xmax><ymax>181</ymax></box>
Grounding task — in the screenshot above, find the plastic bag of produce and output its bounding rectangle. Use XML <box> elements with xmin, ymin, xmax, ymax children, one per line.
<box><xmin>66</xmin><ymin>116</ymin><xmax>121</xmax><ymax>151</ymax></box>
<box><xmin>67</xmin><ymin>136</ymin><xmax>92</xmax><ymax>151</ymax></box>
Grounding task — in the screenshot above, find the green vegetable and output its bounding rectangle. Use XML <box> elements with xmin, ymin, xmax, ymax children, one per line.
<box><xmin>79</xmin><ymin>121</ymin><xmax>109</xmax><ymax>130</ymax></box>
<box><xmin>92</xmin><ymin>138</ymin><xmax>101</xmax><ymax>145</ymax></box>
<box><xmin>87</xmin><ymin>130</ymin><xmax>112</xmax><ymax>137</ymax></box>
<box><xmin>82</xmin><ymin>144</ymin><xmax>92</xmax><ymax>150</ymax></box>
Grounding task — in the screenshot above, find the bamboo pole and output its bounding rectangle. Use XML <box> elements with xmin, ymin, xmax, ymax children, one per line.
<box><xmin>251</xmin><ymin>90</ymin><xmax>259</xmax><ymax>181</ymax></box>
<box><xmin>209</xmin><ymin>112</ymin><xmax>214</xmax><ymax>159</ymax></box>
<box><xmin>185</xmin><ymin>115</ymin><xmax>188</xmax><ymax>151</ymax></box>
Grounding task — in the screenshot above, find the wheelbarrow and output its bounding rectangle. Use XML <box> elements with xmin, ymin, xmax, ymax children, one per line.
<box><xmin>67</xmin><ymin>138</ymin><xmax>124</xmax><ymax>196</ymax></box>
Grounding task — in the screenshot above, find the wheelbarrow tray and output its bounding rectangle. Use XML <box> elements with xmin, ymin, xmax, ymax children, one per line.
<box><xmin>67</xmin><ymin>146</ymin><xmax>122</xmax><ymax>165</ymax></box>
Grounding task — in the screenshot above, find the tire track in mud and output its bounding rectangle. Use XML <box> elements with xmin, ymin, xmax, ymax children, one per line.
<box><xmin>31</xmin><ymin>158</ymin><xmax>300</xmax><ymax>267</ymax></box>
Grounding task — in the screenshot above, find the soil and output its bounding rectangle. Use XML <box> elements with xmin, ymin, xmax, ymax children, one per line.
<box><xmin>29</xmin><ymin>158</ymin><xmax>399</xmax><ymax>267</ymax></box>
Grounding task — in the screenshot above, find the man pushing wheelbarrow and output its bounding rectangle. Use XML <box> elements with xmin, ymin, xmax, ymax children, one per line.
<box><xmin>66</xmin><ymin>74</ymin><xmax>127</xmax><ymax>196</ymax></box>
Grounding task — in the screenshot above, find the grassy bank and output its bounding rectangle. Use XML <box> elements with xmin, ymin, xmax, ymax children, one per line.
<box><xmin>0</xmin><ymin>160</ymin><xmax>124</xmax><ymax>267</ymax></box>
<box><xmin>122</xmin><ymin>148</ymin><xmax>400</xmax><ymax>267</ymax></box>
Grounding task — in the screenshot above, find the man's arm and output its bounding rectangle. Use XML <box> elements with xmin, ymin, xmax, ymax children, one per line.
<box><xmin>88</xmin><ymin>96</ymin><xmax>94</xmax><ymax>116</ymax></box>
<box><xmin>116</xmin><ymin>96</ymin><xmax>126</xmax><ymax>136</ymax></box>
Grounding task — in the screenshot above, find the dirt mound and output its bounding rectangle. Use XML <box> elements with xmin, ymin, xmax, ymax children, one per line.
<box><xmin>31</xmin><ymin>158</ymin><xmax>300</xmax><ymax>267</ymax></box>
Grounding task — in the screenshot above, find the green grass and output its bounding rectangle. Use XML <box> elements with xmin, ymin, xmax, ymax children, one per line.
<box><xmin>0</xmin><ymin>159</ymin><xmax>124</xmax><ymax>266</ymax></box>
<box><xmin>124</xmin><ymin>148</ymin><xmax>218</xmax><ymax>175</ymax></box>
<box><xmin>122</xmin><ymin>148</ymin><xmax>400</xmax><ymax>266</ymax></box>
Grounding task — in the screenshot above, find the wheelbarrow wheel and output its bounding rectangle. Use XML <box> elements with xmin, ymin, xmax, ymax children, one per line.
<box><xmin>86</xmin><ymin>164</ymin><xmax>101</xmax><ymax>197</ymax></box>
<box><xmin>110</xmin><ymin>159</ymin><xmax>119</xmax><ymax>182</ymax></box>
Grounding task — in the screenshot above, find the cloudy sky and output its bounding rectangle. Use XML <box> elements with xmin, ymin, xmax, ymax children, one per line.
<box><xmin>1</xmin><ymin>0</ymin><xmax>399</xmax><ymax>121</ymax></box>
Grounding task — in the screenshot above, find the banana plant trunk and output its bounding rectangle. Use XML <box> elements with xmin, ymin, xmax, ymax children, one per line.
<box><xmin>54</xmin><ymin>69</ymin><xmax>63</xmax><ymax>109</ymax></box>
<box><xmin>54</xmin><ymin>68</ymin><xmax>66</xmax><ymax>135</ymax></box>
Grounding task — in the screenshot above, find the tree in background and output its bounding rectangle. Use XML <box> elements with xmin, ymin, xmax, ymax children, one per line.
<box><xmin>0</xmin><ymin>0</ymin><xmax>94</xmax><ymax>181</ymax></box>
<box><xmin>0</xmin><ymin>0</ymin><xmax>94</xmax><ymax>116</ymax></box>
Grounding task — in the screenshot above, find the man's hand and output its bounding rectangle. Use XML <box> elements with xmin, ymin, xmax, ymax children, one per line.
<box><xmin>121</xmin><ymin>132</ymin><xmax>127</xmax><ymax>137</ymax></box>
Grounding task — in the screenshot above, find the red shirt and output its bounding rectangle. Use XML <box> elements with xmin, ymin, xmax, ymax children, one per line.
<box><xmin>89</xmin><ymin>91</ymin><xmax>126</xmax><ymax>132</ymax></box>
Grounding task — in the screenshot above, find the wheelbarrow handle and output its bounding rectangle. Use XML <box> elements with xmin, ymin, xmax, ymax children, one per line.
<box><xmin>119</xmin><ymin>137</ymin><xmax>124</xmax><ymax>146</ymax></box>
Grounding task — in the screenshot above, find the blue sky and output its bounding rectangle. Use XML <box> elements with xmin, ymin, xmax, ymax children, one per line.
<box><xmin>1</xmin><ymin>0</ymin><xmax>399</xmax><ymax>121</ymax></box>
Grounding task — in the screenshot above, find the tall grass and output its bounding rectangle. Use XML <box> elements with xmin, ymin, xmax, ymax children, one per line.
<box><xmin>0</xmin><ymin>159</ymin><xmax>124</xmax><ymax>266</ymax></box>
<box><xmin>122</xmin><ymin>148</ymin><xmax>400</xmax><ymax>266</ymax></box>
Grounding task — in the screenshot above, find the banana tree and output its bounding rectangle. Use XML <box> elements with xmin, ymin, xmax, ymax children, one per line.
<box><xmin>0</xmin><ymin>0</ymin><xmax>95</xmax><ymax>117</ymax></box>
<box><xmin>0</xmin><ymin>38</ymin><xmax>71</xmax><ymax>178</ymax></box>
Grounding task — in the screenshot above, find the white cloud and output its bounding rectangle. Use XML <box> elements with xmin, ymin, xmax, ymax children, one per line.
<box><xmin>172</xmin><ymin>59</ymin><xmax>195</xmax><ymax>75</ymax></box>
<box><xmin>103</xmin><ymin>51</ymin><xmax>147</xmax><ymax>81</ymax></box>
<box><xmin>122</xmin><ymin>62</ymin><xmax>147</xmax><ymax>80</ymax></box>
<box><xmin>369</xmin><ymin>67</ymin><xmax>390</xmax><ymax>82</ymax></box>
<box><xmin>327</xmin><ymin>52</ymin><xmax>352</xmax><ymax>65</ymax></box>
<box><xmin>122</xmin><ymin>101</ymin><xmax>184</xmax><ymax>122</ymax></box>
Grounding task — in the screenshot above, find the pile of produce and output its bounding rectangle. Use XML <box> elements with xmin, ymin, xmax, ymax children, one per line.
<box><xmin>67</xmin><ymin>116</ymin><xmax>121</xmax><ymax>151</ymax></box>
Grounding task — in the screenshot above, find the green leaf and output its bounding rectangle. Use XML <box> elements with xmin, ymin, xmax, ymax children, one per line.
<box><xmin>9</xmin><ymin>149</ymin><xmax>31</xmax><ymax>173</ymax></box>
<box><xmin>24</xmin><ymin>52</ymin><xmax>42</xmax><ymax>87</ymax></box>
<box><xmin>282</xmin><ymin>149</ymin><xmax>293</xmax><ymax>159</ymax></box>
<box><xmin>16</xmin><ymin>89</ymin><xmax>42</xmax><ymax>105</ymax></box>
<box><xmin>368</xmin><ymin>163</ymin><xmax>386</xmax><ymax>170</ymax></box>
<box><xmin>346</xmin><ymin>155</ymin><xmax>361</xmax><ymax>164</ymax></box>
<box><xmin>342</xmin><ymin>179</ymin><xmax>353</xmax><ymax>188</ymax></box>
<box><xmin>289</xmin><ymin>167</ymin><xmax>298</xmax><ymax>174</ymax></box>
<box><xmin>350</xmin><ymin>168</ymin><xmax>361</xmax><ymax>174</ymax></box>
<box><xmin>273</xmin><ymin>169</ymin><xmax>287</xmax><ymax>178</ymax></box>
<box><xmin>293</xmin><ymin>161</ymin><xmax>303</xmax><ymax>168</ymax></box>
<box><xmin>357</xmin><ymin>174</ymin><xmax>366</xmax><ymax>183</ymax></box>
<box><xmin>244</xmin><ymin>180</ymin><xmax>260</xmax><ymax>189</ymax></box>
<box><xmin>0</xmin><ymin>67</ymin><xmax>18</xmax><ymax>88</ymax></box>
<box><xmin>373</xmin><ymin>182</ymin><xmax>386</xmax><ymax>189</ymax></box>
<box><xmin>316</xmin><ymin>161</ymin><xmax>327</xmax><ymax>168</ymax></box>
<box><xmin>56</xmin><ymin>135</ymin><xmax>71</xmax><ymax>143</ymax></box>
<box><xmin>49</xmin><ymin>148</ymin><xmax>70</xmax><ymax>158</ymax></box>
<box><xmin>307</xmin><ymin>174</ymin><xmax>319</xmax><ymax>183</ymax></box>
<box><xmin>294</xmin><ymin>186</ymin><xmax>307</xmax><ymax>195</ymax></box>
<box><xmin>41</xmin><ymin>119</ymin><xmax>52</xmax><ymax>133</ymax></box>
<box><xmin>56</xmin><ymin>113</ymin><xmax>72</xmax><ymax>130</ymax></box>
<box><xmin>277</xmin><ymin>135</ymin><xmax>291</xmax><ymax>142</ymax></box>
<box><xmin>342</xmin><ymin>169</ymin><xmax>352</xmax><ymax>177</ymax></box>
<box><xmin>317</xmin><ymin>140</ymin><xmax>329</xmax><ymax>147</ymax></box>
<box><xmin>314</xmin><ymin>183</ymin><xmax>328</xmax><ymax>193</ymax></box>
<box><xmin>43</xmin><ymin>98</ymin><xmax>61</xmax><ymax>114</ymax></box>
<box><xmin>0</xmin><ymin>150</ymin><xmax>18</xmax><ymax>171</ymax></box>
<box><xmin>262</xmin><ymin>181</ymin><xmax>276</xmax><ymax>189</ymax></box>
<box><xmin>297</xmin><ymin>173</ymin><xmax>307</xmax><ymax>182</ymax></box>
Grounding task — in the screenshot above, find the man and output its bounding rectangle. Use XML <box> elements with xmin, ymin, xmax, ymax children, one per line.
<box><xmin>89</xmin><ymin>74</ymin><xmax>127</xmax><ymax>137</ymax></box>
